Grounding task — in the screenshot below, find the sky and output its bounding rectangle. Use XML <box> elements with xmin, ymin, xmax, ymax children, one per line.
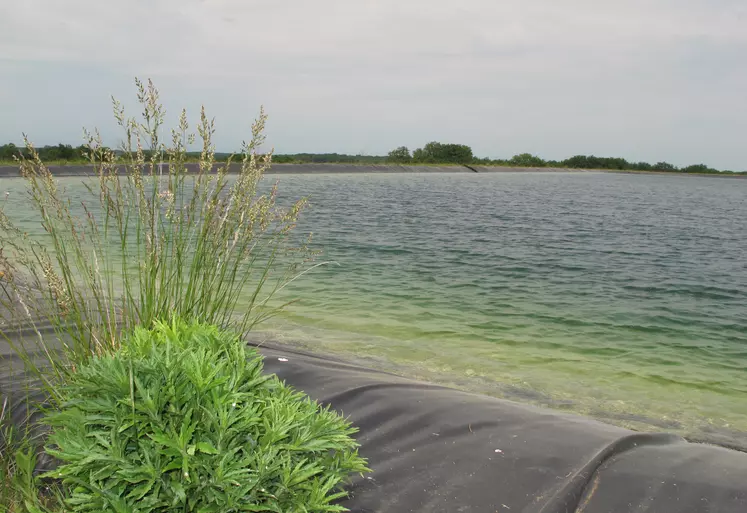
<box><xmin>1</xmin><ymin>0</ymin><xmax>746</xmax><ymax>170</ymax></box>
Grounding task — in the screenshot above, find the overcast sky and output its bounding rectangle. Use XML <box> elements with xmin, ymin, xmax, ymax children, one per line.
<box><xmin>1</xmin><ymin>0</ymin><xmax>746</xmax><ymax>169</ymax></box>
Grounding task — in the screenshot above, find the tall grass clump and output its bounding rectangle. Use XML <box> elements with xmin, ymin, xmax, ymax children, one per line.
<box><xmin>0</xmin><ymin>78</ymin><xmax>313</xmax><ymax>375</ymax></box>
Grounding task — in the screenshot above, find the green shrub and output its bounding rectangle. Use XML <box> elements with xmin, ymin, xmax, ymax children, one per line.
<box><xmin>41</xmin><ymin>319</ymin><xmax>368</xmax><ymax>512</ymax></box>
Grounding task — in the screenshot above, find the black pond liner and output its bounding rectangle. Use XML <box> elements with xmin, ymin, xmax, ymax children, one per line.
<box><xmin>2</xmin><ymin>325</ymin><xmax>746</xmax><ymax>513</ymax></box>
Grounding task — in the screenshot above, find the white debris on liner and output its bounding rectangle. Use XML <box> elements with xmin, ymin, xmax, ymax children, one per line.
<box><xmin>278</xmin><ymin>357</ymin><xmax>289</xmax><ymax>362</ymax></box>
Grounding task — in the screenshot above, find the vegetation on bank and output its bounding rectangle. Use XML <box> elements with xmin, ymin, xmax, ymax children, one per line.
<box><xmin>41</xmin><ymin>320</ymin><xmax>367</xmax><ymax>513</ymax></box>
<box><xmin>385</xmin><ymin>144</ymin><xmax>744</xmax><ymax>174</ymax></box>
<box><xmin>0</xmin><ymin>79</ymin><xmax>367</xmax><ymax>512</ymax></box>
<box><xmin>2</xmin><ymin>141</ymin><xmax>743</xmax><ymax>175</ymax></box>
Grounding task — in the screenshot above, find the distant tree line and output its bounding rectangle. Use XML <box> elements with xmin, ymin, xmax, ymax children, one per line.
<box><xmin>265</xmin><ymin>153</ymin><xmax>387</xmax><ymax>164</ymax></box>
<box><xmin>0</xmin><ymin>143</ymin><xmax>93</xmax><ymax>162</ymax></box>
<box><xmin>387</xmin><ymin>144</ymin><xmax>737</xmax><ymax>174</ymax></box>
<box><xmin>388</xmin><ymin>142</ymin><xmax>474</xmax><ymax>164</ymax></box>
<box><xmin>473</xmin><ymin>152</ymin><xmax>727</xmax><ymax>174</ymax></box>
<box><xmin>1</xmin><ymin>141</ymin><xmax>741</xmax><ymax>174</ymax></box>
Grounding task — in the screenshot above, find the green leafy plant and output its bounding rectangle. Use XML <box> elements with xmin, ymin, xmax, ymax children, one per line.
<box><xmin>0</xmin><ymin>400</ymin><xmax>61</xmax><ymax>513</ymax></box>
<box><xmin>0</xmin><ymin>405</ymin><xmax>30</xmax><ymax>512</ymax></box>
<box><xmin>41</xmin><ymin>319</ymin><xmax>368</xmax><ymax>512</ymax></box>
